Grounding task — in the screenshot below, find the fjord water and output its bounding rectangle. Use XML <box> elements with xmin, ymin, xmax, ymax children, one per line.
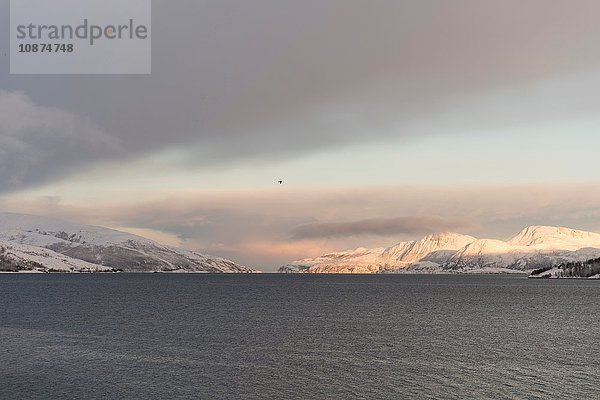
<box><xmin>1</xmin><ymin>274</ymin><xmax>598</xmax><ymax>399</ymax></box>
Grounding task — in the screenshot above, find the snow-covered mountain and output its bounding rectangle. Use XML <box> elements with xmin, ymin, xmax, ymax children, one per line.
<box><xmin>279</xmin><ymin>226</ymin><xmax>600</xmax><ymax>274</ymax></box>
<box><xmin>382</xmin><ymin>232</ymin><xmax>477</xmax><ymax>263</ymax></box>
<box><xmin>279</xmin><ymin>232</ymin><xmax>477</xmax><ymax>273</ymax></box>
<box><xmin>0</xmin><ymin>213</ymin><xmax>257</xmax><ymax>273</ymax></box>
<box><xmin>508</xmin><ymin>226</ymin><xmax>600</xmax><ymax>250</ymax></box>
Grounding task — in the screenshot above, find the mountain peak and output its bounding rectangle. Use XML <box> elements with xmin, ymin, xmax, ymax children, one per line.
<box><xmin>421</xmin><ymin>231</ymin><xmax>477</xmax><ymax>244</ymax></box>
<box><xmin>509</xmin><ymin>225</ymin><xmax>600</xmax><ymax>248</ymax></box>
<box><xmin>379</xmin><ymin>231</ymin><xmax>476</xmax><ymax>263</ymax></box>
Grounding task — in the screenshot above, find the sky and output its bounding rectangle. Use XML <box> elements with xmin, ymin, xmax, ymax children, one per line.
<box><xmin>2</xmin><ymin>0</ymin><xmax>600</xmax><ymax>270</ymax></box>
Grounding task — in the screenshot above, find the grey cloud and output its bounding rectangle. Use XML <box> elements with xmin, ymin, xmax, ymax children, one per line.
<box><xmin>290</xmin><ymin>216</ymin><xmax>472</xmax><ymax>239</ymax></box>
<box><xmin>0</xmin><ymin>90</ymin><xmax>120</xmax><ymax>190</ymax></box>
<box><xmin>35</xmin><ymin>195</ymin><xmax>62</xmax><ymax>207</ymax></box>
<box><xmin>3</xmin><ymin>1</ymin><xmax>600</xmax><ymax>188</ymax></box>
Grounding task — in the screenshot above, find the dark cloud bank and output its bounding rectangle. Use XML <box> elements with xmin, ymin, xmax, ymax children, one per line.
<box><xmin>290</xmin><ymin>216</ymin><xmax>472</xmax><ymax>239</ymax></box>
<box><xmin>3</xmin><ymin>0</ymin><xmax>600</xmax><ymax>190</ymax></box>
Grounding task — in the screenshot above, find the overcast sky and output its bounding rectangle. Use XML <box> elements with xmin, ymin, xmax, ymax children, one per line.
<box><xmin>2</xmin><ymin>0</ymin><xmax>600</xmax><ymax>270</ymax></box>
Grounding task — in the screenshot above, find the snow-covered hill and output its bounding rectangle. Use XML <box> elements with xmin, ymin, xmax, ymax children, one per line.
<box><xmin>279</xmin><ymin>226</ymin><xmax>600</xmax><ymax>274</ymax></box>
<box><xmin>0</xmin><ymin>240</ymin><xmax>114</xmax><ymax>273</ymax></box>
<box><xmin>529</xmin><ymin>252</ymin><xmax>600</xmax><ymax>279</ymax></box>
<box><xmin>0</xmin><ymin>213</ymin><xmax>257</xmax><ymax>273</ymax></box>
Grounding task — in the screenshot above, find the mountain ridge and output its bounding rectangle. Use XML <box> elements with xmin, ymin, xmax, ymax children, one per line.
<box><xmin>0</xmin><ymin>212</ymin><xmax>257</xmax><ymax>273</ymax></box>
<box><xmin>279</xmin><ymin>226</ymin><xmax>600</xmax><ymax>274</ymax></box>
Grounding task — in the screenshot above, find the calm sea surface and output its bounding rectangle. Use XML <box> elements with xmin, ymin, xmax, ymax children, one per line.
<box><xmin>1</xmin><ymin>274</ymin><xmax>599</xmax><ymax>399</ymax></box>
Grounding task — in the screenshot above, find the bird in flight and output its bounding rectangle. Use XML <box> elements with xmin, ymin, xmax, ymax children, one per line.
<box><xmin>278</xmin><ymin>180</ymin><xmax>283</xmax><ymax>185</ymax></box>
